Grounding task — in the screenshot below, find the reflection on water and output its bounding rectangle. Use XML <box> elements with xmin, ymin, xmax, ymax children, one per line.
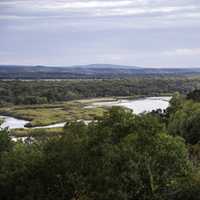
<box><xmin>87</xmin><ymin>96</ymin><xmax>171</xmax><ymax>114</ymax></box>
<box><xmin>0</xmin><ymin>116</ymin><xmax>29</xmax><ymax>129</ymax></box>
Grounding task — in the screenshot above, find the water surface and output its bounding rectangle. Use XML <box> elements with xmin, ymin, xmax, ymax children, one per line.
<box><xmin>88</xmin><ymin>96</ymin><xmax>171</xmax><ymax>114</ymax></box>
<box><xmin>0</xmin><ymin>116</ymin><xmax>29</xmax><ymax>129</ymax></box>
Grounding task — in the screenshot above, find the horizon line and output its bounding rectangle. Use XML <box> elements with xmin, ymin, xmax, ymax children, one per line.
<box><xmin>0</xmin><ymin>63</ymin><xmax>200</xmax><ymax>69</ymax></box>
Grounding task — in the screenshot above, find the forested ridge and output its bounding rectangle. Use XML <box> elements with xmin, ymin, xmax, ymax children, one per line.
<box><xmin>1</xmin><ymin>91</ymin><xmax>200</xmax><ymax>199</ymax></box>
<box><xmin>0</xmin><ymin>76</ymin><xmax>200</xmax><ymax>105</ymax></box>
<box><xmin>1</xmin><ymin>65</ymin><xmax>200</xmax><ymax>79</ymax></box>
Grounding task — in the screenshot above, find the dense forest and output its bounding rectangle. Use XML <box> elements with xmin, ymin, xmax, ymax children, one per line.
<box><xmin>0</xmin><ymin>76</ymin><xmax>200</xmax><ymax>105</ymax></box>
<box><xmin>1</xmin><ymin>91</ymin><xmax>200</xmax><ymax>199</ymax></box>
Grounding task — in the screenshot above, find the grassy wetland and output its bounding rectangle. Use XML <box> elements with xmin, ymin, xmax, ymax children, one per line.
<box><xmin>0</xmin><ymin>99</ymin><xmax>109</xmax><ymax>127</ymax></box>
<box><xmin>0</xmin><ymin>100</ymin><xmax>106</xmax><ymax>138</ymax></box>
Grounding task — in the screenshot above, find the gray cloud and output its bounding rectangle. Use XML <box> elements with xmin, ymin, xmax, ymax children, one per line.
<box><xmin>0</xmin><ymin>0</ymin><xmax>200</xmax><ymax>67</ymax></box>
<box><xmin>1</xmin><ymin>0</ymin><xmax>200</xmax><ymax>19</ymax></box>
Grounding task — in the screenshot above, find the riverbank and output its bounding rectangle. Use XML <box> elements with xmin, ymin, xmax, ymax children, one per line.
<box><xmin>0</xmin><ymin>95</ymin><xmax>171</xmax><ymax>138</ymax></box>
<box><xmin>0</xmin><ymin>95</ymin><xmax>171</xmax><ymax>129</ymax></box>
<box><xmin>0</xmin><ymin>95</ymin><xmax>146</xmax><ymax>128</ymax></box>
<box><xmin>0</xmin><ymin>100</ymin><xmax>106</xmax><ymax>127</ymax></box>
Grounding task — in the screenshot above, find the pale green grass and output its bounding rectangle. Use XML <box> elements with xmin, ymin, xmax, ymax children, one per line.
<box><xmin>0</xmin><ymin>100</ymin><xmax>106</xmax><ymax>127</ymax></box>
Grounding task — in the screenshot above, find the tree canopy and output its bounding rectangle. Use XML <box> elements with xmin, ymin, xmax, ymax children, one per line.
<box><xmin>0</xmin><ymin>106</ymin><xmax>199</xmax><ymax>200</ymax></box>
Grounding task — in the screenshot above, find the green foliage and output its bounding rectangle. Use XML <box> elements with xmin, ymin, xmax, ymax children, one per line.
<box><xmin>187</xmin><ymin>89</ymin><xmax>200</xmax><ymax>102</ymax></box>
<box><xmin>2</xmin><ymin>101</ymin><xmax>200</xmax><ymax>199</ymax></box>
<box><xmin>169</xmin><ymin>170</ymin><xmax>200</xmax><ymax>200</ymax></box>
<box><xmin>0</xmin><ymin>107</ymin><xmax>193</xmax><ymax>199</ymax></box>
<box><xmin>82</xmin><ymin>108</ymin><xmax>189</xmax><ymax>200</ymax></box>
<box><xmin>168</xmin><ymin>98</ymin><xmax>200</xmax><ymax>144</ymax></box>
<box><xmin>0</xmin><ymin>129</ymin><xmax>11</xmax><ymax>153</ymax></box>
<box><xmin>0</xmin><ymin>142</ymin><xmax>44</xmax><ymax>199</ymax></box>
<box><xmin>167</xmin><ymin>92</ymin><xmax>184</xmax><ymax>115</ymax></box>
<box><xmin>0</xmin><ymin>76</ymin><xmax>199</xmax><ymax>106</ymax></box>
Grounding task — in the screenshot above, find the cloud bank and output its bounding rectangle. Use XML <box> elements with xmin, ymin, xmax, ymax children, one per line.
<box><xmin>0</xmin><ymin>0</ymin><xmax>200</xmax><ymax>67</ymax></box>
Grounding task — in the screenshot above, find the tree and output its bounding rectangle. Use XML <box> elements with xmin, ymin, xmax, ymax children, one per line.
<box><xmin>0</xmin><ymin>107</ymin><xmax>193</xmax><ymax>200</ymax></box>
<box><xmin>75</xmin><ymin>107</ymin><xmax>190</xmax><ymax>200</ymax></box>
<box><xmin>0</xmin><ymin>129</ymin><xmax>11</xmax><ymax>153</ymax></box>
<box><xmin>187</xmin><ymin>89</ymin><xmax>200</xmax><ymax>102</ymax></box>
<box><xmin>168</xmin><ymin>100</ymin><xmax>200</xmax><ymax>144</ymax></box>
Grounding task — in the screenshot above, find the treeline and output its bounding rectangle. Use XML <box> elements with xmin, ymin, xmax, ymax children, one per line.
<box><xmin>1</xmin><ymin>65</ymin><xmax>200</xmax><ymax>79</ymax></box>
<box><xmin>1</xmin><ymin>92</ymin><xmax>200</xmax><ymax>199</ymax></box>
<box><xmin>0</xmin><ymin>76</ymin><xmax>200</xmax><ymax>105</ymax></box>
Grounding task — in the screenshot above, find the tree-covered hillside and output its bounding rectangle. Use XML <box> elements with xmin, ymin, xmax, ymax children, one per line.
<box><xmin>0</xmin><ymin>65</ymin><xmax>200</xmax><ymax>79</ymax></box>
<box><xmin>0</xmin><ymin>76</ymin><xmax>200</xmax><ymax>105</ymax></box>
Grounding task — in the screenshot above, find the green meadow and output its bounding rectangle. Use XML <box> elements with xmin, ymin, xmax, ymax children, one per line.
<box><xmin>0</xmin><ymin>99</ymin><xmax>109</xmax><ymax>127</ymax></box>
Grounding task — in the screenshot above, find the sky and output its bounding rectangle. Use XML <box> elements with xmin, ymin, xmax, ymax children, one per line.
<box><xmin>0</xmin><ymin>0</ymin><xmax>200</xmax><ymax>68</ymax></box>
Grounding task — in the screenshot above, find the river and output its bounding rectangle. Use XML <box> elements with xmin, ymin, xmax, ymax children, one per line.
<box><xmin>0</xmin><ymin>96</ymin><xmax>171</xmax><ymax>129</ymax></box>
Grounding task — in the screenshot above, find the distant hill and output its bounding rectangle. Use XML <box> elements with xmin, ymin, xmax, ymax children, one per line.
<box><xmin>0</xmin><ymin>64</ymin><xmax>200</xmax><ymax>79</ymax></box>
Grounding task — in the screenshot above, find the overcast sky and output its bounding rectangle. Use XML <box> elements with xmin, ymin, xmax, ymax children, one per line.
<box><xmin>0</xmin><ymin>0</ymin><xmax>200</xmax><ymax>67</ymax></box>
